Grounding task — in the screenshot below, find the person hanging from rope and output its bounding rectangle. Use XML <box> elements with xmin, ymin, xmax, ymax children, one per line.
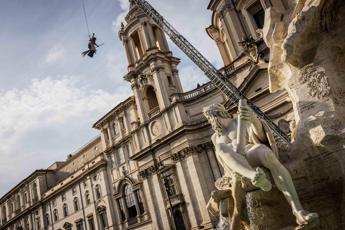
<box><xmin>82</xmin><ymin>33</ymin><xmax>100</xmax><ymax>58</ymax></box>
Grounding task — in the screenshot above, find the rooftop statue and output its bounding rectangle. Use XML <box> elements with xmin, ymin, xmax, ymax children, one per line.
<box><xmin>204</xmin><ymin>101</ymin><xmax>318</xmax><ymax>229</ymax></box>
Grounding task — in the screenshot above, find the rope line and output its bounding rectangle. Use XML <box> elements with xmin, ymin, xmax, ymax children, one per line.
<box><xmin>81</xmin><ymin>0</ymin><xmax>91</xmax><ymax>36</ymax></box>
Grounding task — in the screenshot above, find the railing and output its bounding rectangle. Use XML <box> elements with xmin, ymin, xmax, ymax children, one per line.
<box><xmin>128</xmin><ymin>217</ymin><xmax>138</xmax><ymax>226</ymax></box>
<box><xmin>148</xmin><ymin>107</ymin><xmax>160</xmax><ymax>118</ymax></box>
<box><xmin>173</xmin><ymin>83</ymin><xmax>215</xmax><ymax>102</ymax></box>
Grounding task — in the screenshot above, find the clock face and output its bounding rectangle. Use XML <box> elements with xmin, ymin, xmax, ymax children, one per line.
<box><xmin>151</xmin><ymin>121</ymin><xmax>161</xmax><ymax>137</ymax></box>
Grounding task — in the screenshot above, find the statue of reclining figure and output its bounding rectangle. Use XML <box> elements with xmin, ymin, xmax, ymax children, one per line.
<box><xmin>203</xmin><ymin>101</ymin><xmax>318</xmax><ymax>229</ymax></box>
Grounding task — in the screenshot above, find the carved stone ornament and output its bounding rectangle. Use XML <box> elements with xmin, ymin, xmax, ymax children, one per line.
<box><xmin>138</xmin><ymin>74</ymin><xmax>148</xmax><ymax>88</ymax></box>
<box><xmin>238</xmin><ymin>36</ymin><xmax>260</xmax><ymax>64</ymax></box>
<box><xmin>151</xmin><ymin>121</ymin><xmax>161</xmax><ymax>137</ymax></box>
<box><xmin>300</xmin><ymin>63</ymin><xmax>331</xmax><ymax>99</ymax></box>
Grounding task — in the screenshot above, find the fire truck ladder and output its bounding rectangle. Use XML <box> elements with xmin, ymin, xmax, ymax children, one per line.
<box><xmin>129</xmin><ymin>0</ymin><xmax>290</xmax><ymax>145</ymax></box>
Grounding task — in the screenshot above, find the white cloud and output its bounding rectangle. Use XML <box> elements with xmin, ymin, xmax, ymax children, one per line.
<box><xmin>113</xmin><ymin>0</ymin><xmax>129</xmax><ymax>30</ymax></box>
<box><xmin>179</xmin><ymin>65</ymin><xmax>209</xmax><ymax>91</ymax></box>
<box><xmin>45</xmin><ymin>44</ymin><xmax>66</xmax><ymax>63</ymax></box>
<box><xmin>0</xmin><ymin>76</ymin><xmax>127</xmax><ymax>196</ymax></box>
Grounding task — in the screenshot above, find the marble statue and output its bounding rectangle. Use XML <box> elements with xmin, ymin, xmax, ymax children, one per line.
<box><xmin>203</xmin><ymin>100</ymin><xmax>318</xmax><ymax>228</ymax></box>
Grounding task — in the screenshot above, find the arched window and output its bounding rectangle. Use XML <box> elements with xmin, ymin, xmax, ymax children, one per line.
<box><xmin>95</xmin><ymin>185</ymin><xmax>102</xmax><ymax>200</ymax></box>
<box><xmin>32</xmin><ymin>183</ymin><xmax>38</xmax><ymax>200</ymax></box>
<box><xmin>53</xmin><ymin>209</ymin><xmax>59</xmax><ymax>221</ymax></box>
<box><xmin>146</xmin><ymin>86</ymin><xmax>159</xmax><ymax>110</ymax></box>
<box><xmin>10</xmin><ymin>202</ymin><xmax>14</xmax><ymax>214</ymax></box>
<box><xmin>117</xmin><ymin>182</ymin><xmax>146</xmax><ymax>225</ymax></box>
<box><xmin>73</xmin><ymin>197</ymin><xmax>79</xmax><ymax>212</ymax></box>
<box><xmin>124</xmin><ymin>185</ymin><xmax>137</xmax><ymax>224</ymax></box>
<box><xmin>16</xmin><ymin>195</ymin><xmax>21</xmax><ymax>210</ymax></box>
<box><xmin>46</xmin><ymin>213</ymin><xmax>50</xmax><ymax>226</ymax></box>
<box><xmin>63</xmin><ymin>203</ymin><xmax>68</xmax><ymax>217</ymax></box>
<box><xmin>2</xmin><ymin>206</ymin><xmax>6</xmax><ymax>220</ymax></box>
<box><xmin>24</xmin><ymin>193</ymin><xmax>28</xmax><ymax>205</ymax></box>
<box><xmin>85</xmin><ymin>191</ymin><xmax>91</xmax><ymax>205</ymax></box>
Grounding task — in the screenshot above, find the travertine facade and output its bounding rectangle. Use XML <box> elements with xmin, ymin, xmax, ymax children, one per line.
<box><xmin>0</xmin><ymin>0</ymin><xmax>299</xmax><ymax>229</ymax></box>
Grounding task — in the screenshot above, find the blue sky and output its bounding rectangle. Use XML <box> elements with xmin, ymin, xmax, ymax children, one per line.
<box><xmin>0</xmin><ymin>0</ymin><xmax>222</xmax><ymax>196</ymax></box>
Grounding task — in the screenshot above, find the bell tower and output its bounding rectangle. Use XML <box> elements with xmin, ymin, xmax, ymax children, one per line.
<box><xmin>119</xmin><ymin>1</ymin><xmax>183</xmax><ymax>124</ymax></box>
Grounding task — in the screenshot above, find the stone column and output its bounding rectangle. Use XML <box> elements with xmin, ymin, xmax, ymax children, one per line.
<box><xmin>151</xmin><ymin>66</ymin><xmax>170</xmax><ymax>109</ymax></box>
<box><xmin>175</xmin><ymin>161</ymin><xmax>198</xmax><ymax>228</ymax></box>
<box><xmin>155</xmin><ymin>27</ymin><xmax>169</xmax><ymax>52</ymax></box>
<box><xmin>147</xmin><ymin>23</ymin><xmax>157</xmax><ymax>49</ymax></box>
<box><xmin>122</xmin><ymin>198</ymin><xmax>130</xmax><ymax>223</ymax></box>
<box><xmin>185</xmin><ymin>154</ymin><xmax>211</xmax><ymax>226</ymax></box>
<box><xmin>142</xmin><ymin>179</ymin><xmax>160</xmax><ymax>229</ymax></box>
<box><xmin>131</xmin><ymin>79</ymin><xmax>148</xmax><ymax>123</ymax></box>
<box><xmin>123</xmin><ymin>38</ymin><xmax>134</xmax><ymax>67</ymax></box>
<box><xmin>138</xmin><ymin>27</ymin><xmax>148</xmax><ymax>52</ymax></box>
<box><xmin>221</xmin><ymin>5</ymin><xmax>247</xmax><ymax>53</ymax></box>
<box><xmin>171</xmin><ymin>68</ymin><xmax>183</xmax><ymax>93</ymax></box>
<box><xmin>106</xmin><ymin>124</ymin><xmax>113</xmax><ymax>146</ymax></box>
<box><xmin>151</xmin><ymin>174</ymin><xmax>170</xmax><ymax>229</ymax></box>
<box><xmin>138</xmin><ymin>26</ymin><xmax>150</xmax><ymax>53</ymax></box>
<box><xmin>133</xmin><ymin>190</ymin><xmax>141</xmax><ymax>222</ymax></box>
<box><xmin>143</xmin><ymin>22</ymin><xmax>155</xmax><ymax>49</ymax></box>
<box><xmin>129</xmin><ymin>37</ymin><xmax>138</xmax><ymax>63</ymax></box>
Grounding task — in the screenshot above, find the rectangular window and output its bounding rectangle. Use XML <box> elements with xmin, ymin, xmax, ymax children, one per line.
<box><xmin>88</xmin><ymin>216</ymin><xmax>95</xmax><ymax>230</ymax></box>
<box><xmin>111</xmin><ymin>154</ymin><xmax>116</xmax><ymax>169</ymax></box>
<box><xmin>126</xmin><ymin>143</ymin><xmax>132</xmax><ymax>157</ymax></box>
<box><xmin>61</xmin><ymin>193</ymin><xmax>66</xmax><ymax>201</ymax></box>
<box><xmin>98</xmin><ymin>211</ymin><xmax>108</xmax><ymax>230</ymax></box>
<box><xmin>248</xmin><ymin>2</ymin><xmax>265</xmax><ymax>29</ymax></box>
<box><xmin>76</xmin><ymin>220</ymin><xmax>84</xmax><ymax>230</ymax></box>
<box><xmin>163</xmin><ymin>174</ymin><xmax>177</xmax><ymax>197</ymax></box>
<box><xmin>52</xmin><ymin>198</ymin><xmax>56</xmax><ymax>207</ymax></box>
<box><xmin>117</xmin><ymin>147</ymin><xmax>126</xmax><ymax>165</ymax></box>
<box><xmin>113</xmin><ymin>122</ymin><xmax>118</xmax><ymax>136</ymax></box>
<box><xmin>72</xmin><ymin>186</ymin><xmax>77</xmax><ymax>195</ymax></box>
<box><xmin>119</xmin><ymin>117</ymin><xmax>125</xmax><ymax>130</ymax></box>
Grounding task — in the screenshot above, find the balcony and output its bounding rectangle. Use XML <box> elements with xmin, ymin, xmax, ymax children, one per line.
<box><xmin>172</xmin><ymin>83</ymin><xmax>215</xmax><ymax>103</ymax></box>
<box><xmin>148</xmin><ymin>107</ymin><xmax>160</xmax><ymax>118</ymax></box>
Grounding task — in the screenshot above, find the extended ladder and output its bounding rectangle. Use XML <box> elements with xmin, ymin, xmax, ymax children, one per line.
<box><xmin>129</xmin><ymin>0</ymin><xmax>290</xmax><ymax>145</ymax></box>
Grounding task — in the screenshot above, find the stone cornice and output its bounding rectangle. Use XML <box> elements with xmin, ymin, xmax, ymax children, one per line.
<box><xmin>138</xmin><ymin>143</ymin><xmax>213</xmax><ymax>179</ymax></box>
<box><xmin>93</xmin><ymin>96</ymin><xmax>135</xmax><ymax>129</ymax></box>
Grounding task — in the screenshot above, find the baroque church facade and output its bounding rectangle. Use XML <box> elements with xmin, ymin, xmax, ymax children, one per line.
<box><xmin>0</xmin><ymin>0</ymin><xmax>294</xmax><ymax>229</ymax></box>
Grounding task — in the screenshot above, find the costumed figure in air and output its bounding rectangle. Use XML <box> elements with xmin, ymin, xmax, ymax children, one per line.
<box><xmin>82</xmin><ymin>33</ymin><xmax>100</xmax><ymax>58</ymax></box>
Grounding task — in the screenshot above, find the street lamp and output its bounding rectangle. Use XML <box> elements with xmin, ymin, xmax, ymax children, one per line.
<box><xmin>163</xmin><ymin>177</ymin><xmax>177</xmax><ymax>230</ymax></box>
